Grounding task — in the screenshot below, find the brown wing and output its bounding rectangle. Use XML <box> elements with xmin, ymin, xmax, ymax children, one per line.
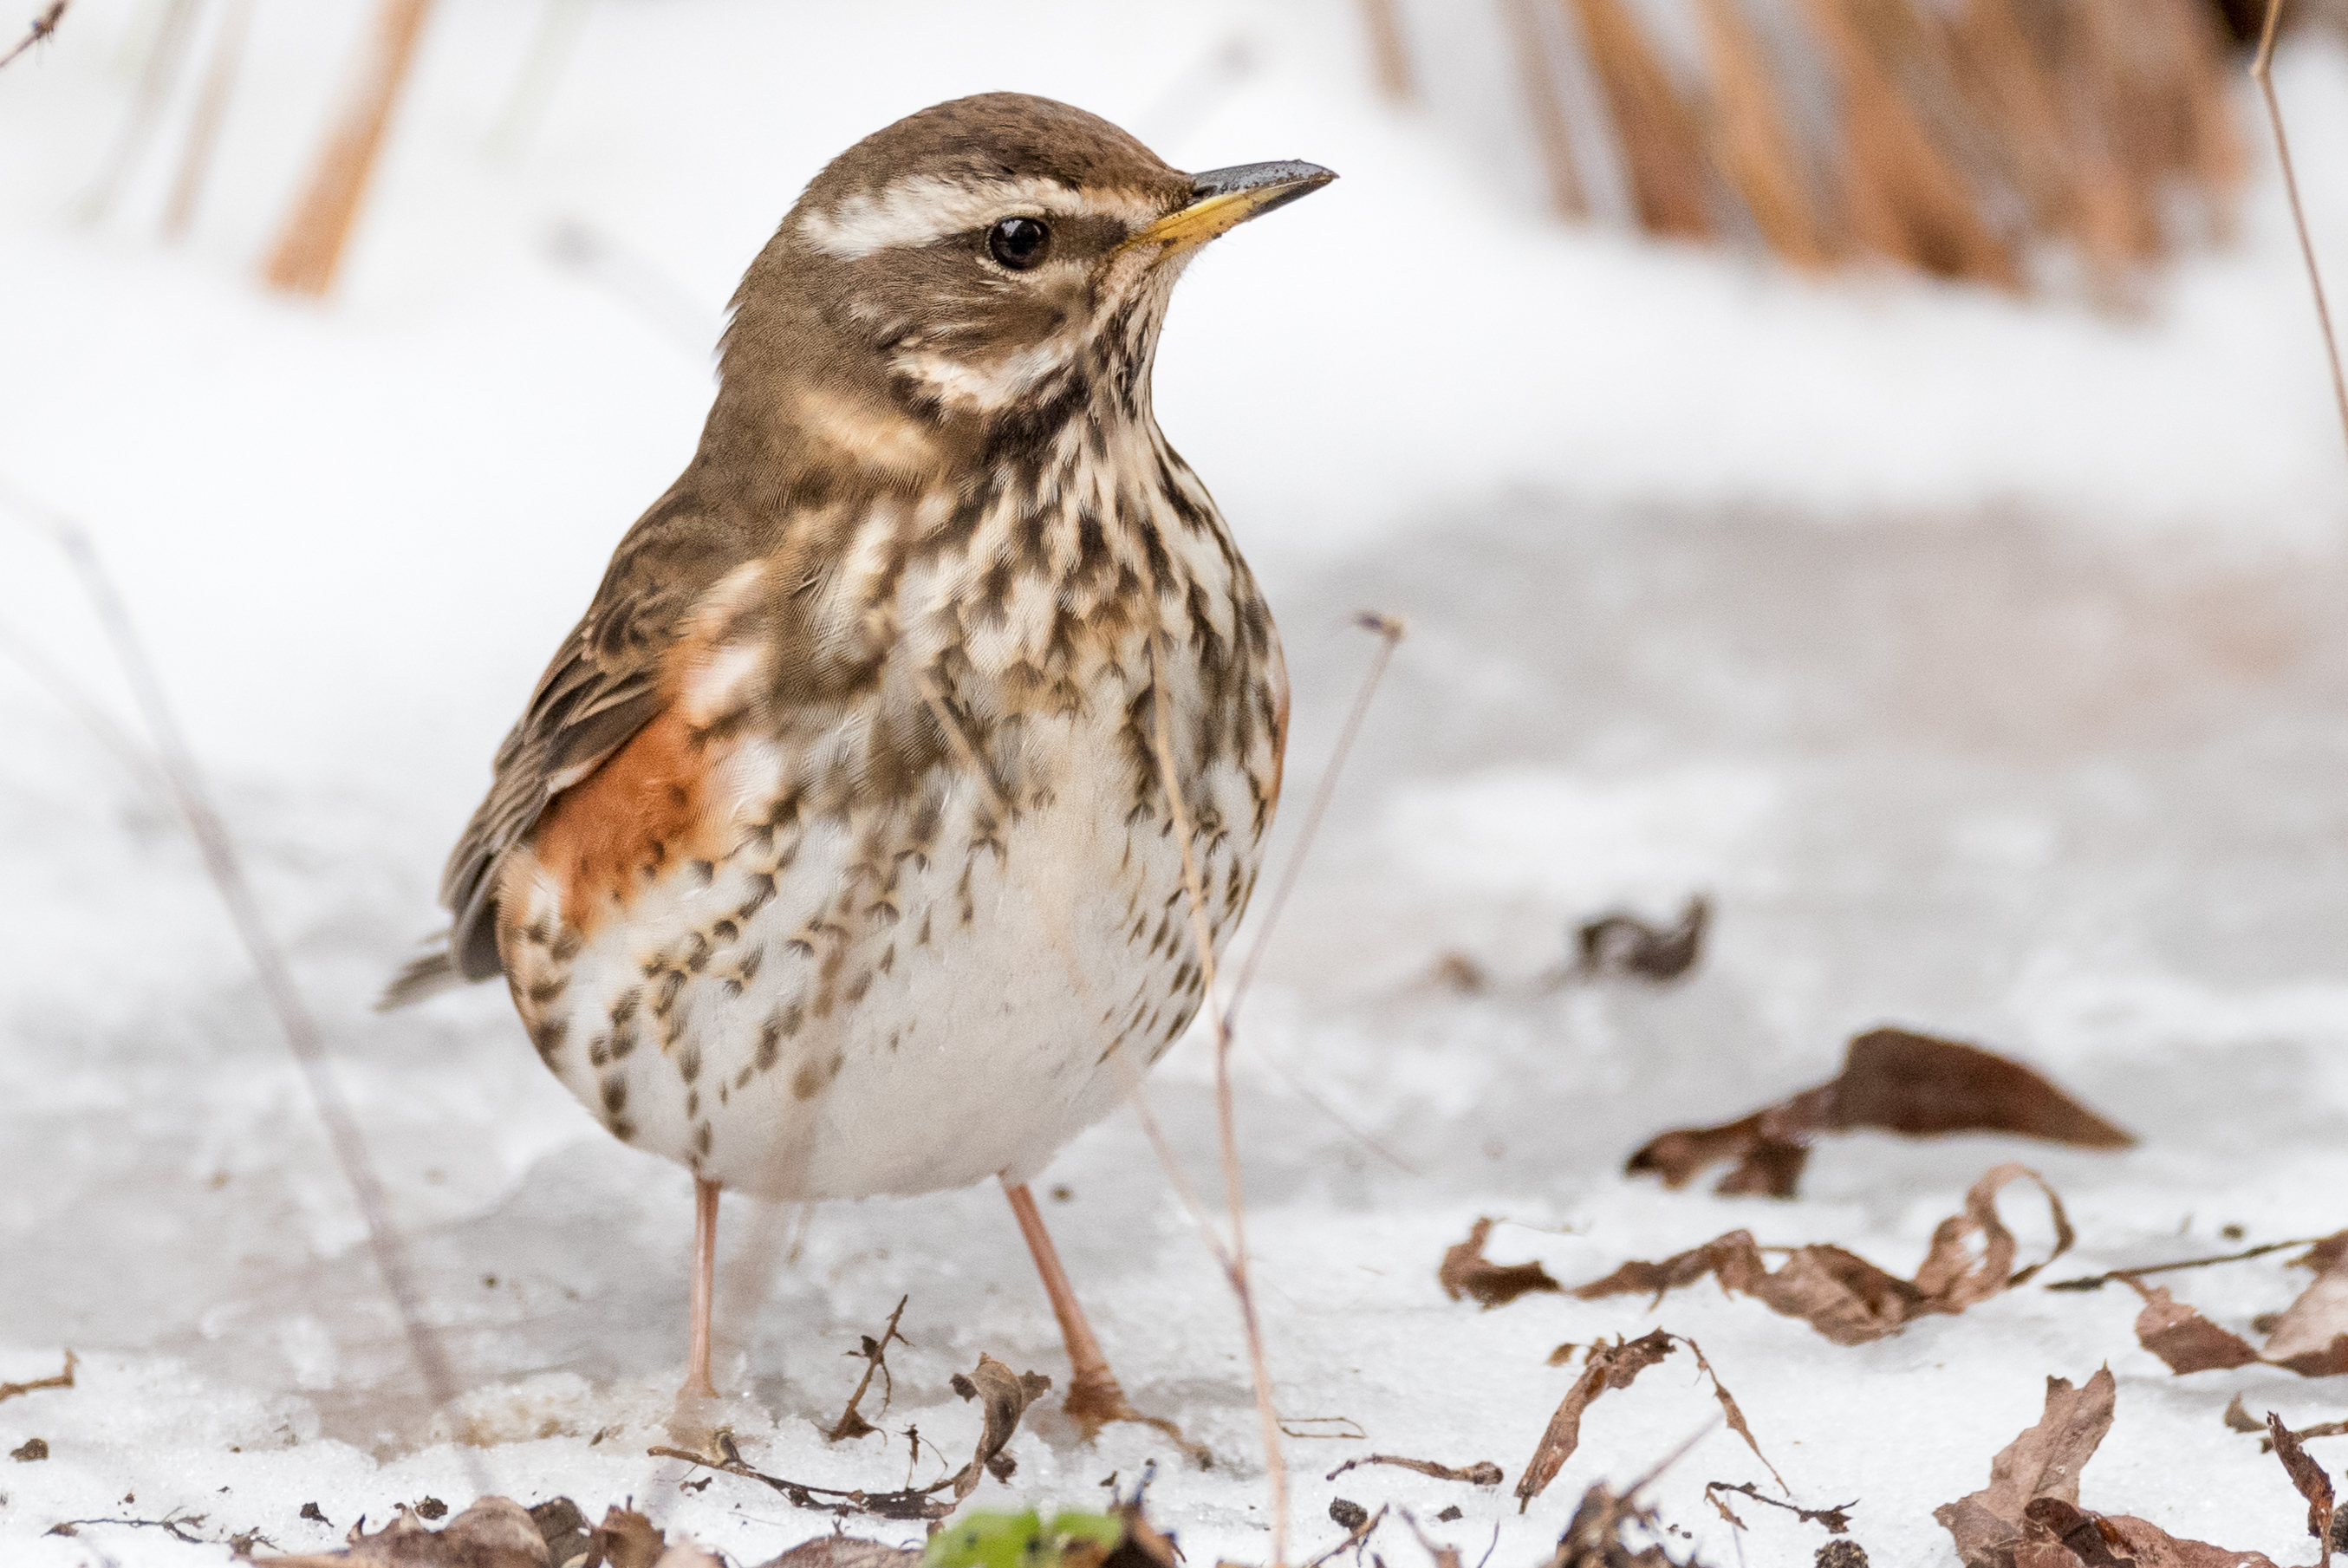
<box><xmin>382</xmin><ymin>489</ymin><xmax>752</xmax><ymax>1005</ymax></box>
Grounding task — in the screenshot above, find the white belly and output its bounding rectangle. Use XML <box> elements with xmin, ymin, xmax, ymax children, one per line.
<box><xmin>503</xmin><ymin>703</ymin><xmax>1264</xmax><ymax>1200</ymax></box>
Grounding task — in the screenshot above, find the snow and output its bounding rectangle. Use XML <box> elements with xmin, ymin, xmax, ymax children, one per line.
<box><xmin>4</xmin><ymin>1</ymin><xmax>2348</xmax><ymax>1565</ymax></box>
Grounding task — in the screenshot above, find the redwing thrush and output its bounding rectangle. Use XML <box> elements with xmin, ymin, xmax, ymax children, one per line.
<box><xmin>382</xmin><ymin>94</ymin><xmax>1332</xmax><ymax>1418</ymax></box>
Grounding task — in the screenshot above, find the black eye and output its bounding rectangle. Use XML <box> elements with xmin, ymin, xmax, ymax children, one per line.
<box><xmin>987</xmin><ymin>216</ymin><xmax>1051</xmax><ymax>270</ymax></box>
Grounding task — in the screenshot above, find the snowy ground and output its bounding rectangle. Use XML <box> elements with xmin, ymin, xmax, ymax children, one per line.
<box><xmin>4</xmin><ymin>2</ymin><xmax>2348</xmax><ymax>1564</ymax></box>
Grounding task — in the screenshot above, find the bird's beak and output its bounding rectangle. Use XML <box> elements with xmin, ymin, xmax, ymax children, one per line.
<box><xmin>1128</xmin><ymin>160</ymin><xmax>1337</xmax><ymax>256</ymax></box>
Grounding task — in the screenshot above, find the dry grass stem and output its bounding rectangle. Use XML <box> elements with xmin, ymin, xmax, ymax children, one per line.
<box><xmin>0</xmin><ymin>615</ymin><xmax>173</xmax><ymax>808</ymax></box>
<box><xmin>79</xmin><ymin>0</ymin><xmax>198</xmax><ymax>221</ymax></box>
<box><xmin>2254</xmin><ymin>0</ymin><xmax>2348</xmax><ymax>460</ymax></box>
<box><xmin>0</xmin><ymin>479</ymin><xmax>485</xmax><ymax>1493</ymax></box>
<box><xmin>823</xmin><ymin>1296</ymin><xmax>912</xmax><ymax>1443</ymax></box>
<box><xmin>261</xmin><ymin>0</ymin><xmax>438</xmax><ymax>296</ymax></box>
<box><xmin>2046</xmin><ymin>1233</ymin><xmax>2338</xmax><ymax>1291</ymax></box>
<box><xmin>1148</xmin><ymin>631</ymin><xmax>1289</xmax><ymax>1565</ymax></box>
<box><xmin>0</xmin><ymin>0</ymin><xmax>65</xmax><ymax>71</ymax></box>
<box><xmin>1227</xmin><ymin>611</ymin><xmax>1405</xmax><ymax>1025</ymax></box>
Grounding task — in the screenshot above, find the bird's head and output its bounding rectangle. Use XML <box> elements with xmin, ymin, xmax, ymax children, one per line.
<box><xmin>709</xmin><ymin>93</ymin><xmax>1333</xmax><ymax>482</ymax></box>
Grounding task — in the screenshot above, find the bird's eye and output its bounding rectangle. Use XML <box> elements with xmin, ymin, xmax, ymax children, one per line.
<box><xmin>987</xmin><ymin>216</ymin><xmax>1051</xmax><ymax>270</ymax></box>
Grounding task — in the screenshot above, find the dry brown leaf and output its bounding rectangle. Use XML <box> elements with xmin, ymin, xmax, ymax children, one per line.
<box><xmin>2299</xmin><ymin>1233</ymin><xmax>2348</xmax><ymax>1277</ymax></box>
<box><xmin>2266</xmin><ymin>1413</ymin><xmax>2337</xmax><ymax>1554</ymax></box>
<box><xmin>947</xmin><ymin>1354</ymin><xmax>1053</xmax><ymax>1500</ymax></box>
<box><xmin>2092</xmin><ymin>1515</ymin><xmax>2282</xmax><ymax>1568</ymax></box>
<box><xmin>1516</xmin><ymin>1331</ymin><xmax>1783</xmax><ymax>1512</ymax></box>
<box><xmin>257</xmin><ymin>1497</ymin><xmax>552</xmax><ymax>1567</ymax></box>
<box><xmin>1574</xmin><ymin>896</ymin><xmax>1708</xmax><ymax>982</ymax></box>
<box><xmin>2265</xmin><ymin>1249</ymin><xmax>2348</xmax><ymax>1376</ymax></box>
<box><xmin>1628</xmin><ymin>1030</ymin><xmax>2130</xmax><ymax>1199</ymax></box>
<box><xmin>1934</xmin><ymin>1367</ymin><xmax>2115</xmax><ymax>1565</ymax></box>
<box><xmin>2126</xmin><ymin>1246</ymin><xmax>2348</xmax><ymax>1379</ymax></box>
<box><xmin>2126</xmin><ymin>1284</ymin><xmax>2260</xmax><ymax>1374</ymax></box>
<box><xmin>1516</xmin><ymin>1331</ymin><xmax>1678</xmax><ymax>1509</ymax></box>
<box><xmin>1545</xmin><ymin>1483</ymin><xmax>1680</xmax><ymax>1568</ymax></box>
<box><xmin>1441</xmin><ymin>1218</ymin><xmax>1564</xmax><ymax>1310</ymax></box>
<box><xmin>754</xmin><ymin>1539</ymin><xmax>921</xmax><ymax>1568</ymax></box>
<box><xmin>1933</xmin><ymin>1368</ymin><xmax>2284</xmax><ymax>1568</ymax></box>
<box><xmin>592</xmin><ymin>1506</ymin><xmax>670</xmax><ymax>1568</ymax></box>
<box><xmin>1577</xmin><ymin>1164</ymin><xmax>2072</xmax><ymax>1346</ymax></box>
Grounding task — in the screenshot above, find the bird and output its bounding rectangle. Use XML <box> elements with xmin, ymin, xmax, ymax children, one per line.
<box><xmin>381</xmin><ymin>92</ymin><xmax>1332</xmax><ymax>1430</ymax></box>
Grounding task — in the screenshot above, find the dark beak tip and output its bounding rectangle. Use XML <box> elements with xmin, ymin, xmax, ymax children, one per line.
<box><xmin>1188</xmin><ymin>159</ymin><xmax>1340</xmax><ymax>203</ymax></box>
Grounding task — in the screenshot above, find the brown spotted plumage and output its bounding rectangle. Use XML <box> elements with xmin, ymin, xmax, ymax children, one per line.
<box><xmin>384</xmin><ymin>94</ymin><xmax>1331</xmax><ymax>1416</ymax></box>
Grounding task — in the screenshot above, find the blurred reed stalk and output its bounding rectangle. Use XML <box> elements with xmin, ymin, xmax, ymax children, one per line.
<box><xmin>487</xmin><ymin>0</ymin><xmax>590</xmax><ymax>159</ymax></box>
<box><xmin>80</xmin><ymin>0</ymin><xmax>202</xmax><ymax>222</ymax></box>
<box><xmin>1471</xmin><ymin>0</ymin><xmax>2249</xmax><ymax>297</ymax></box>
<box><xmin>160</xmin><ymin>0</ymin><xmax>249</xmax><ymax>239</ymax></box>
<box><xmin>1359</xmin><ymin>0</ymin><xmax>1415</xmax><ymax>99</ymax></box>
<box><xmin>261</xmin><ymin>0</ymin><xmax>438</xmax><ymax>296</ymax></box>
<box><xmin>1503</xmin><ymin>0</ymin><xmax>1591</xmax><ymax>218</ymax></box>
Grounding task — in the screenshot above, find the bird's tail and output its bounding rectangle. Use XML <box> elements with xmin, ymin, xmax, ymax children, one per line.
<box><xmin>376</xmin><ymin>932</ymin><xmax>465</xmax><ymax>1011</ymax></box>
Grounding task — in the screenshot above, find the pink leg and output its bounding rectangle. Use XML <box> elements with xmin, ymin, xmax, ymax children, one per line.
<box><xmin>1002</xmin><ymin>1179</ymin><xmax>1203</xmax><ymax>1460</ymax></box>
<box><xmin>684</xmin><ymin>1175</ymin><xmax>720</xmax><ymax>1399</ymax></box>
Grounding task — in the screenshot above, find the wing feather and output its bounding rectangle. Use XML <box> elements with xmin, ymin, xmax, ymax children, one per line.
<box><xmin>383</xmin><ymin>491</ymin><xmax>753</xmax><ymax>1002</ymax></box>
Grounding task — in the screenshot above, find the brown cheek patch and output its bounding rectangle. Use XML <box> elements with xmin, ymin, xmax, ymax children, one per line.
<box><xmin>530</xmin><ymin>706</ymin><xmax>736</xmax><ymax>941</ymax></box>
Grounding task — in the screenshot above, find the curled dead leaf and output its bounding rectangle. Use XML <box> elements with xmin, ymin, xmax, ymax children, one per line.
<box><xmin>949</xmin><ymin>1354</ymin><xmax>1053</xmax><ymax>1500</ymax></box>
<box><xmin>1576</xmin><ymin>1164</ymin><xmax>2072</xmax><ymax>1346</ymax></box>
<box><xmin>1516</xmin><ymin>1331</ymin><xmax>1781</xmax><ymax>1511</ymax></box>
<box><xmin>1573</xmin><ymin>896</ymin><xmax>1708</xmax><ymax>983</ymax></box>
<box><xmin>1516</xmin><ymin>1331</ymin><xmax>1678</xmax><ymax>1509</ymax></box>
<box><xmin>1441</xmin><ymin>1218</ymin><xmax>1564</xmax><ymax>1310</ymax></box>
<box><xmin>254</xmin><ymin>1497</ymin><xmax>553</xmax><ymax>1567</ymax></box>
<box><xmin>1628</xmin><ymin>1030</ymin><xmax>2130</xmax><ymax>1200</ymax></box>
<box><xmin>1933</xmin><ymin>1368</ymin><xmax>2282</xmax><ymax>1568</ymax></box>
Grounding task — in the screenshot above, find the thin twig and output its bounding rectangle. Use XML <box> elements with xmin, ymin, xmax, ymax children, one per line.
<box><xmin>80</xmin><ymin>0</ymin><xmax>199</xmax><ymax>221</ymax></box>
<box><xmin>1328</xmin><ymin>1453</ymin><xmax>1503</xmax><ymax>1486</ymax></box>
<box><xmin>823</xmin><ymin>1295</ymin><xmax>912</xmax><ymax>1442</ymax></box>
<box><xmin>1227</xmin><ymin>612</ymin><xmax>1404</xmax><ymax>1027</ymax></box>
<box><xmin>0</xmin><ymin>0</ymin><xmax>65</xmax><ymax>71</ymax></box>
<box><xmin>48</xmin><ymin>1511</ymin><xmax>208</xmax><ymax>1545</ymax></box>
<box><xmin>648</xmin><ymin>1440</ymin><xmax>954</xmax><ymax>1522</ymax></box>
<box><xmin>0</xmin><ymin>1350</ymin><xmax>75</xmax><ymax>1404</ymax></box>
<box><xmin>1149</xmin><ymin>632</ymin><xmax>1288</xmax><ymax>1566</ymax></box>
<box><xmin>2251</xmin><ymin>0</ymin><xmax>2348</xmax><ymax>461</ymax></box>
<box><xmin>0</xmin><ymin>480</ymin><xmax>485</xmax><ymax>1493</ymax></box>
<box><xmin>2045</xmin><ymin>1235</ymin><xmax>2335</xmax><ymax>1291</ymax></box>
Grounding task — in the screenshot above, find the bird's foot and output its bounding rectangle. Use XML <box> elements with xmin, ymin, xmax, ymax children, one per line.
<box><xmin>1063</xmin><ymin>1365</ymin><xmax>1212</xmax><ymax>1468</ymax></box>
<box><xmin>664</xmin><ymin>1375</ymin><xmax>731</xmax><ymax>1449</ymax></box>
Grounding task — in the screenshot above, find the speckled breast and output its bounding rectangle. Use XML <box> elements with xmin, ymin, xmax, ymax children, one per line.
<box><xmin>491</xmin><ymin>479</ymin><xmax>1285</xmax><ymax>1201</ymax></box>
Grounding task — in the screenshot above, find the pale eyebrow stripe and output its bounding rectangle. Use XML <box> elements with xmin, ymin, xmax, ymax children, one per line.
<box><xmin>798</xmin><ymin>174</ymin><xmax>1162</xmax><ymax>258</ymax></box>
